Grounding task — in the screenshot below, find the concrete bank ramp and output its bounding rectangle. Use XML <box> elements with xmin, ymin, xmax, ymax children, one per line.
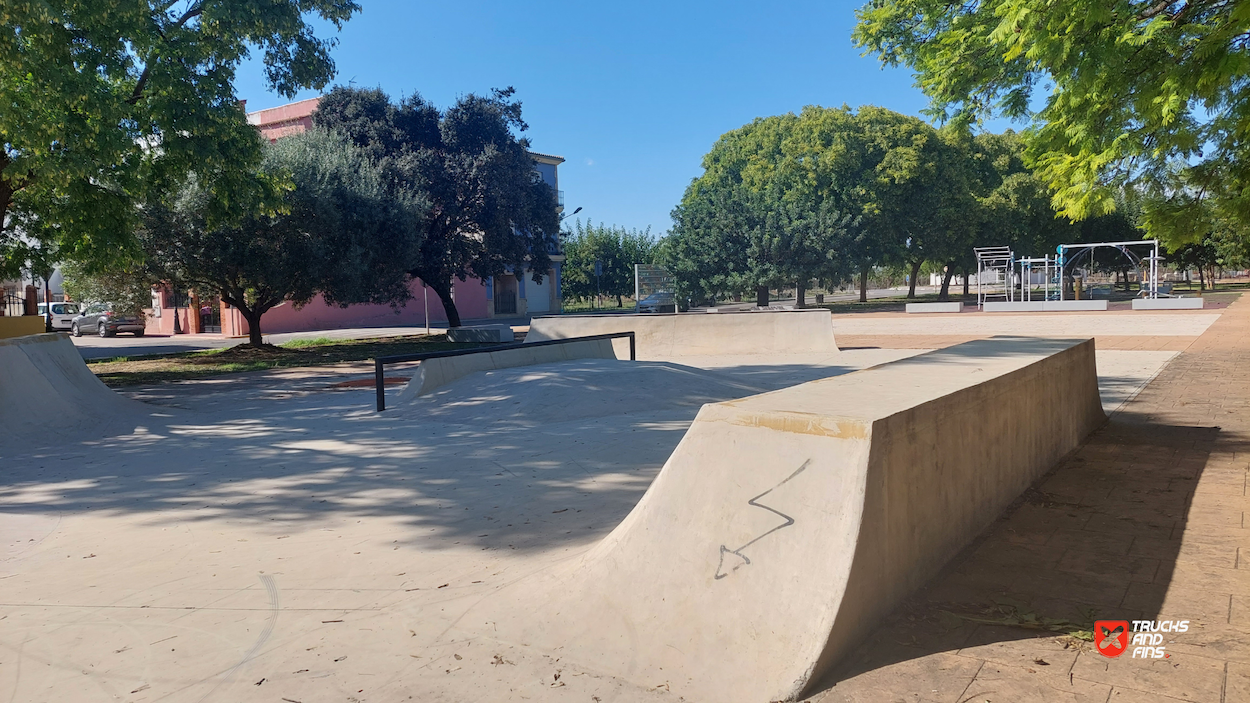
<box><xmin>397</xmin><ymin>358</ymin><xmax>765</xmax><ymax>425</ymax></box>
<box><xmin>526</xmin><ymin>309</ymin><xmax>837</xmax><ymax>359</ymax></box>
<box><xmin>0</xmin><ymin>333</ymin><xmax>153</xmax><ymax>449</ymax></box>
<box><xmin>394</xmin><ymin>337</ymin><xmax>616</xmax><ymax>402</ymax></box>
<box><xmin>461</xmin><ymin>336</ymin><xmax>1105</xmax><ymax>702</ymax></box>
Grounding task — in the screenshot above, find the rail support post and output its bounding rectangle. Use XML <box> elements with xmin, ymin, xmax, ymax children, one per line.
<box><xmin>375</xmin><ymin>358</ymin><xmax>386</xmax><ymax>412</ymax></box>
<box><xmin>629</xmin><ymin>332</ymin><xmax>636</xmax><ymax>361</ymax></box>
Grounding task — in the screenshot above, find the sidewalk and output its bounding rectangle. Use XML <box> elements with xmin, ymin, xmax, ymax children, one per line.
<box><xmin>809</xmin><ymin>297</ymin><xmax>1250</xmax><ymax>702</ymax></box>
<box><xmin>70</xmin><ymin>317</ymin><xmax>533</xmax><ymax>360</ymax></box>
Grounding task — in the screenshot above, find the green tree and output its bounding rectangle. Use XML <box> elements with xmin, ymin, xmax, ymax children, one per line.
<box><xmin>853</xmin><ymin>0</ymin><xmax>1250</xmax><ymax>243</ymax></box>
<box><xmin>143</xmin><ymin>129</ymin><xmax>424</xmax><ymax>346</ymax></box>
<box><xmin>313</xmin><ymin>86</ymin><xmax>560</xmax><ymax>327</ymax></box>
<box><xmin>561</xmin><ymin>220</ymin><xmax>657</xmax><ymax>306</ymax></box>
<box><xmin>1</xmin><ymin>0</ymin><xmax>359</xmax><ymax>271</ymax></box>
<box><xmin>669</xmin><ymin>109</ymin><xmax>874</xmax><ymax>307</ymax></box>
<box><xmin>60</xmin><ymin>259</ymin><xmax>155</xmax><ymax>319</ymax></box>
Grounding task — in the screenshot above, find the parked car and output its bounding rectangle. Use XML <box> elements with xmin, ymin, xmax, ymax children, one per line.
<box><xmin>637</xmin><ymin>292</ymin><xmax>690</xmax><ymax>313</ymax></box>
<box><xmin>36</xmin><ymin>302</ymin><xmax>82</xmax><ymax>331</ymax></box>
<box><xmin>71</xmin><ymin>304</ymin><xmax>145</xmax><ymax>337</ymax></box>
<box><xmin>637</xmin><ymin>292</ymin><xmax>676</xmax><ymax>313</ymax></box>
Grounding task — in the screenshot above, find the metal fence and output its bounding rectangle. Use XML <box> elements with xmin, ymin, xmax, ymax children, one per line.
<box><xmin>634</xmin><ymin>264</ymin><xmax>676</xmax><ymax>312</ymax></box>
<box><xmin>1</xmin><ymin>293</ymin><xmax>29</xmax><ymax>317</ymax></box>
<box><xmin>372</xmin><ymin>331</ymin><xmax>636</xmax><ymax>411</ymax></box>
<box><xmin>494</xmin><ymin>291</ymin><xmax>517</xmax><ymax>315</ymax></box>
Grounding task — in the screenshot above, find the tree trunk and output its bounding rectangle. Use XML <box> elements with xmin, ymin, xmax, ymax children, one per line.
<box><xmin>859</xmin><ymin>266</ymin><xmax>868</xmax><ymax>303</ymax></box>
<box><xmin>796</xmin><ymin>281</ymin><xmax>806</xmax><ymax>308</ymax></box>
<box><xmin>616</xmin><ymin>294</ymin><xmax>622</xmax><ymax>308</ymax></box>
<box><xmin>429</xmin><ymin>279</ymin><xmax>461</xmax><ymax>327</ymax></box>
<box><xmin>907</xmin><ymin>259</ymin><xmax>922</xmax><ymax>298</ymax></box>
<box><xmin>241</xmin><ymin>309</ymin><xmax>264</xmax><ymax>346</ymax></box>
<box><xmin>938</xmin><ymin>265</ymin><xmax>955</xmax><ymax>301</ymax></box>
<box><xmin>962</xmin><ymin>266</ymin><xmax>970</xmax><ymax>298</ymax></box>
<box><xmin>755</xmin><ymin>285</ymin><xmax>769</xmax><ymax>308</ymax></box>
<box><xmin>1198</xmin><ymin>266</ymin><xmax>1205</xmax><ymax>292</ymax></box>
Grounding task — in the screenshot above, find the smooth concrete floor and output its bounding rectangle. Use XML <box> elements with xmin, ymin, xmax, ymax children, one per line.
<box><xmin>0</xmin><ymin>347</ymin><xmax>1184</xmax><ymax>702</ymax></box>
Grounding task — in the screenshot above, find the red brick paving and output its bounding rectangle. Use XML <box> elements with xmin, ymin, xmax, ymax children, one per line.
<box><xmin>808</xmin><ymin>297</ymin><xmax>1250</xmax><ymax>703</ymax></box>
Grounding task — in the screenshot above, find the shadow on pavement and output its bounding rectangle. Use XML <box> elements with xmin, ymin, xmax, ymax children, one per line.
<box><xmin>806</xmin><ymin>417</ymin><xmax>1219</xmax><ymax>700</ymax></box>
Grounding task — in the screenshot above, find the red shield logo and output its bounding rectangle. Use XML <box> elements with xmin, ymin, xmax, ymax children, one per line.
<box><xmin>1094</xmin><ymin>620</ymin><xmax>1129</xmax><ymax>657</ymax></box>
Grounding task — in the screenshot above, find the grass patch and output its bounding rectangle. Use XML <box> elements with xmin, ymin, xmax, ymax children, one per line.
<box><xmin>279</xmin><ymin>336</ymin><xmax>338</xmax><ymax>349</ymax></box>
<box><xmin>87</xmin><ymin>333</ymin><xmax>487</xmax><ymax>387</ymax></box>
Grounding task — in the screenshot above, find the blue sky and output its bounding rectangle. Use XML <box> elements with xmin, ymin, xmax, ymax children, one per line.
<box><xmin>234</xmin><ymin>1</ymin><xmax>1005</xmax><ymax>236</ymax></box>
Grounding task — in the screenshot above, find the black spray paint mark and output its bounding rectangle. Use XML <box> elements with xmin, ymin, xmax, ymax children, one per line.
<box><xmin>714</xmin><ymin>460</ymin><xmax>810</xmax><ymax>580</ymax></box>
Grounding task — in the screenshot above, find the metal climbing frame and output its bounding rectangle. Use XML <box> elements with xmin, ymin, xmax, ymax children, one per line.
<box><xmin>1017</xmin><ymin>256</ymin><xmax>1059</xmax><ymax>301</ymax></box>
<box><xmin>974</xmin><ymin>246</ymin><xmax>1014</xmax><ymax>309</ymax></box>
<box><xmin>1056</xmin><ymin>240</ymin><xmax>1162</xmax><ymax>300</ymax></box>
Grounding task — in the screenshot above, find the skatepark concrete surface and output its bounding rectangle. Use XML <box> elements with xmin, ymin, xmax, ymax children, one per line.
<box><xmin>0</xmin><ymin>315</ymin><xmax>1208</xmax><ymax>702</ymax></box>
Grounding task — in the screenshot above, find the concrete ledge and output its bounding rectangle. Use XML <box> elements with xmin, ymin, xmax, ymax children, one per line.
<box><xmin>396</xmin><ymin>338</ymin><xmax>616</xmax><ymax>400</ymax></box>
<box><xmin>527</xmin><ymin>309</ymin><xmax>838</xmax><ymax>359</ymax></box>
<box><xmin>1133</xmin><ymin>297</ymin><xmax>1204</xmax><ymax>310</ymax></box>
<box><xmin>984</xmin><ymin>300</ymin><xmax>1108</xmax><ymax>312</ymax></box>
<box><xmin>906</xmin><ymin>302</ymin><xmax>963</xmax><ymax>313</ymax></box>
<box><xmin>0</xmin><ymin>317</ymin><xmax>46</xmax><ymax>339</ymax></box>
<box><xmin>446</xmin><ymin>324</ymin><xmax>515</xmax><ymax>343</ymax></box>
<box><xmin>468</xmin><ymin>336</ymin><xmax>1105</xmax><ymax>702</ymax></box>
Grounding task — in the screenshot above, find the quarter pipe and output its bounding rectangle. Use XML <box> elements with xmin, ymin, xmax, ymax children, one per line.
<box><xmin>459</xmin><ymin>336</ymin><xmax>1106</xmax><ymax>702</ymax></box>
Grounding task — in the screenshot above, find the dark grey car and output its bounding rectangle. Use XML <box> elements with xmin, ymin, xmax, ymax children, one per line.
<box><xmin>71</xmin><ymin>304</ymin><xmax>145</xmax><ymax>337</ymax></box>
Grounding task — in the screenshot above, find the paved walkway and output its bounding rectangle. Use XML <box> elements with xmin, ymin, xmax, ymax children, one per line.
<box><xmin>809</xmin><ymin>298</ymin><xmax>1250</xmax><ymax>701</ymax></box>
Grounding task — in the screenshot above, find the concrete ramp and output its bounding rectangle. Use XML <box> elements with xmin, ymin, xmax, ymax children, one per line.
<box><xmin>462</xmin><ymin>336</ymin><xmax>1105</xmax><ymax>702</ymax></box>
<box><xmin>526</xmin><ymin>309</ymin><xmax>837</xmax><ymax>359</ymax></box>
<box><xmin>0</xmin><ymin>333</ymin><xmax>149</xmax><ymax>448</ymax></box>
<box><xmin>394</xmin><ymin>337</ymin><xmax>617</xmax><ymax>402</ymax></box>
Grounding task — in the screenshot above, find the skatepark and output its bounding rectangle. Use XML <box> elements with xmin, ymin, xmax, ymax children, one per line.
<box><xmin>0</xmin><ymin>303</ymin><xmax>1243</xmax><ymax>702</ymax></box>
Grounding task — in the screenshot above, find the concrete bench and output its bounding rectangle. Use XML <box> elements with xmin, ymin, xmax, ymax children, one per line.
<box><xmin>906</xmin><ymin>302</ymin><xmax>963</xmax><ymax>313</ymax></box>
<box><xmin>1133</xmin><ymin>297</ymin><xmax>1204</xmax><ymax>310</ymax></box>
<box><xmin>446</xmin><ymin>324</ymin><xmax>515</xmax><ymax>343</ymax></box>
<box><xmin>984</xmin><ymin>300</ymin><xmax>1107</xmax><ymax>312</ymax></box>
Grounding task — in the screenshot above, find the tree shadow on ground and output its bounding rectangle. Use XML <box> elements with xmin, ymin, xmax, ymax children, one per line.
<box><xmin>804</xmin><ymin>416</ymin><xmax>1222</xmax><ymax>700</ymax></box>
<box><xmin>0</xmin><ymin>358</ymin><xmax>873</xmax><ymax>556</ymax></box>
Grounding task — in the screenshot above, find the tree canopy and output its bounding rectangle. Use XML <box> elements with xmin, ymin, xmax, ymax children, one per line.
<box><xmin>667</xmin><ymin>105</ymin><xmax>998</xmax><ymax>304</ymax></box>
<box><xmin>561</xmin><ymin>220</ymin><xmax>659</xmax><ymax>306</ymax></box>
<box><xmin>853</xmin><ymin>0</ymin><xmax>1250</xmax><ymax>246</ymax></box>
<box><xmin>0</xmin><ymin>0</ymin><xmax>359</xmax><ymax>276</ymax></box>
<box><xmin>141</xmin><ymin>129</ymin><xmax>423</xmax><ymax>345</ymax></box>
<box><xmin>313</xmin><ymin>86</ymin><xmax>561</xmax><ymax>326</ymax></box>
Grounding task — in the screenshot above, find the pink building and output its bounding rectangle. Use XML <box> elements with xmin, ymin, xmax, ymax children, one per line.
<box><xmin>147</xmin><ymin>98</ymin><xmax>564</xmax><ymax>337</ymax></box>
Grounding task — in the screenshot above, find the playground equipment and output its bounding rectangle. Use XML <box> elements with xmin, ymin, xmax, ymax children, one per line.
<box><xmin>974</xmin><ymin>246</ymin><xmax>1014</xmax><ymax>310</ymax></box>
<box><xmin>976</xmin><ymin>239</ymin><xmax>1196</xmax><ymax>310</ymax></box>
<box><xmin>1018</xmin><ymin>255</ymin><xmax>1059</xmax><ymax>302</ymax></box>
<box><xmin>1056</xmin><ymin>240</ymin><xmax>1162</xmax><ymax>300</ymax></box>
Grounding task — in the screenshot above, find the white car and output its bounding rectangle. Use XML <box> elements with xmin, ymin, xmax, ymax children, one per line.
<box><xmin>37</xmin><ymin>302</ymin><xmax>82</xmax><ymax>331</ymax></box>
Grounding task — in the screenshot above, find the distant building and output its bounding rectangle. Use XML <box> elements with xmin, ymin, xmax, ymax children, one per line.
<box><xmin>147</xmin><ymin>97</ymin><xmax>565</xmax><ymax>336</ymax></box>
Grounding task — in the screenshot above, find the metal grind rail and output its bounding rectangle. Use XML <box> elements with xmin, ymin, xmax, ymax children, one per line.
<box><xmin>372</xmin><ymin>331</ymin><xmax>636</xmax><ymax>411</ymax></box>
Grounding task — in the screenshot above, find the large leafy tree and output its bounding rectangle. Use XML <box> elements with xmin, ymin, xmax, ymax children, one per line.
<box><xmin>669</xmin><ymin>110</ymin><xmax>865</xmax><ymax>307</ymax></box>
<box><xmin>0</xmin><ymin>0</ymin><xmax>359</xmax><ymax>275</ymax></box>
<box><xmin>313</xmin><ymin>86</ymin><xmax>560</xmax><ymax>327</ymax></box>
<box><xmin>853</xmin><ymin>0</ymin><xmax>1250</xmax><ymax>246</ymax></box>
<box><xmin>143</xmin><ymin>129</ymin><xmax>424</xmax><ymax>346</ymax></box>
